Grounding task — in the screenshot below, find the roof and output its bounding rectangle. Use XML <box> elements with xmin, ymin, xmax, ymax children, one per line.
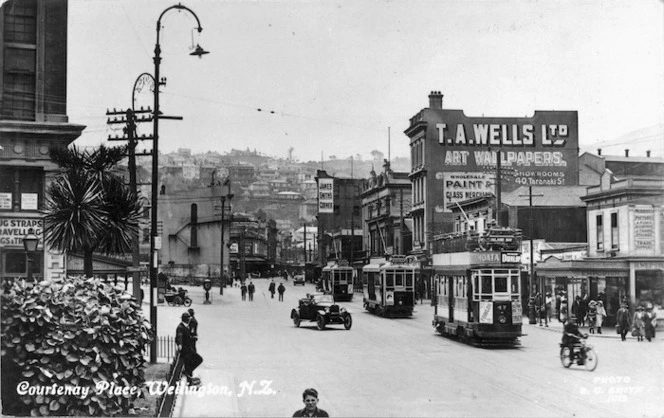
<box><xmin>502</xmin><ymin>186</ymin><xmax>588</xmax><ymax>207</ymax></box>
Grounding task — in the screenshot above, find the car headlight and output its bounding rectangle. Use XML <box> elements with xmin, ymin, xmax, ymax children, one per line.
<box><xmin>340</xmin><ymin>307</ymin><xmax>346</xmax><ymax>313</ymax></box>
<box><xmin>325</xmin><ymin>307</ymin><xmax>330</xmax><ymax>313</ymax></box>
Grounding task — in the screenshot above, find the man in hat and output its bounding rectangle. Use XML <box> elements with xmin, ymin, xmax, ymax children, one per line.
<box><xmin>176</xmin><ymin>312</ymin><xmax>203</xmax><ymax>386</ymax></box>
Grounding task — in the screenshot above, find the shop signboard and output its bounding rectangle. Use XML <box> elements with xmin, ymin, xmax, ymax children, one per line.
<box><xmin>0</xmin><ymin>218</ymin><xmax>43</xmax><ymax>247</ymax></box>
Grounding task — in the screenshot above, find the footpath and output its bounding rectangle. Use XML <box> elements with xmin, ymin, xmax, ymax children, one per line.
<box><xmin>522</xmin><ymin>315</ymin><xmax>623</xmax><ymax>338</ymax></box>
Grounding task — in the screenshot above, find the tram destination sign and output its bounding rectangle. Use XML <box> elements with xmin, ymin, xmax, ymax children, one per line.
<box><xmin>433</xmin><ymin>109</ymin><xmax>579</xmax><ymax>187</ymax></box>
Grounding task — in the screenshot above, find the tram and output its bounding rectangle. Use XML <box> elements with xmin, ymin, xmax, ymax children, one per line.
<box><xmin>432</xmin><ymin>228</ymin><xmax>523</xmax><ymax>346</ymax></box>
<box><xmin>321</xmin><ymin>260</ymin><xmax>354</xmax><ymax>302</ymax></box>
<box><xmin>362</xmin><ymin>255</ymin><xmax>418</xmax><ymax>317</ymax></box>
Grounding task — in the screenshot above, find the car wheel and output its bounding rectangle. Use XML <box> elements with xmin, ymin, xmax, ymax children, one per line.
<box><xmin>343</xmin><ymin>313</ymin><xmax>352</xmax><ymax>330</ymax></box>
<box><xmin>184</xmin><ymin>297</ymin><xmax>192</xmax><ymax>307</ymax></box>
<box><xmin>316</xmin><ymin>314</ymin><xmax>326</xmax><ymax>330</ymax></box>
<box><xmin>293</xmin><ymin>312</ymin><xmax>301</xmax><ymax>328</ymax></box>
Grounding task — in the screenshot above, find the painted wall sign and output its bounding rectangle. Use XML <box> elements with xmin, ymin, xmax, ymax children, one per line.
<box><xmin>0</xmin><ymin>218</ymin><xmax>43</xmax><ymax>246</ymax></box>
<box><xmin>318</xmin><ymin>178</ymin><xmax>334</xmax><ymax>213</ymax></box>
<box><xmin>433</xmin><ymin>110</ymin><xmax>579</xmax><ymax>186</ymax></box>
<box><xmin>442</xmin><ymin>172</ymin><xmax>495</xmax><ymax>209</ymax></box>
<box><xmin>633</xmin><ymin>207</ymin><xmax>655</xmax><ymax>251</ymax></box>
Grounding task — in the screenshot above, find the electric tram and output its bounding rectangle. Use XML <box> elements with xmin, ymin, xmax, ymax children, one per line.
<box><xmin>362</xmin><ymin>255</ymin><xmax>418</xmax><ymax>317</ymax></box>
<box><xmin>432</xmin><ymin>228</ymin><xmax>523</xmax><ymax>346</ymax></box>
<box><xmin>321</xmin><ymin>260</ymin><xmax>354</xmax><ymax>302</ymax></box>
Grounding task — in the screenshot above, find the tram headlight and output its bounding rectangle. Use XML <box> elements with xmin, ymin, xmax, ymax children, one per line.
<box><xmin>498</xmin><ymin>315</ymin><xmax>507</xmax><ymax>324</ymax></box>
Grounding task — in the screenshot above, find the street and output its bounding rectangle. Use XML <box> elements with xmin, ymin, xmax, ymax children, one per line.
<box><xmin>151</xmin><ymin>280</ymin><xmax>664</xmax><ymax>418</ymax></box>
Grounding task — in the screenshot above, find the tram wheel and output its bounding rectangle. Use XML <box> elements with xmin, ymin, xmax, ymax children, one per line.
<box><xmin>316</xmin><ymin>314</ymin><xmax>326</xmax><ymax>330</ymax></box>
<box><xmin>584</xmin><ymin>348</ymin><xmax>598</xmax><ymax>372</ymax></box>
<box><xmin>560</xmin><ymin>347</ymin><xmax>572</xmax><ymax>368</ymax></box>
<box><xmin>343</xmin><ymin>314</ymin><xmax>352</xmax><ymax>330</ymax></box>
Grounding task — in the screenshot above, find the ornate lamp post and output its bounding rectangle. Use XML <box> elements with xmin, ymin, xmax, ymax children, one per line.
<box><xmin>149</xmin><ymin>3</ymin><xmax>208</xmax><ymax>363</ymax></box>
<box><xmin>23</xmin><ymin>228</ymin><xmax>39</xmax><ymax>281</ymax></box>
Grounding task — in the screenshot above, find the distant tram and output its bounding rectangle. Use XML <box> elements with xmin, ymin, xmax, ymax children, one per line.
<box><xmin>362</xmin><ymin>256</ymin><xmax>418</xmax><ymax>317</ymax></box>
<box><xmin>321</xmin><ymin>261</ymin><xmax>354</xmax><ymax>302</ymax></box>
<box><xmin>432</xmin><ymin>227</ymin><xmax>523</xmax><ymax>346</ymax></box>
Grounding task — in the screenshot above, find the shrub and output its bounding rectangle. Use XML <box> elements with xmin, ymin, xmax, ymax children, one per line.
<box><xmin>1</xmin><ymin>277</ymin><xmax>152</xmax><ymax>416</ymax></box>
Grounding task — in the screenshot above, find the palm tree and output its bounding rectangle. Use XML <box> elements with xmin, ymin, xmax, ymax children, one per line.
<box><xmin>44</xmin><ymin>145</ymin><xmax>143</xmax><ymax>277</ymax></box>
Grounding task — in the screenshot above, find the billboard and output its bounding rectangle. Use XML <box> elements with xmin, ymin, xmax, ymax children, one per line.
<box><xmin>318</xmin><ymin>178</ymin><xmax>334</xmax><ymax>213</ymax></box>
<box><xmin>440</xmin><ymin>172</ymin><xmax>495</xmax><ymax>210</ymax></box>
<box><xmin>434</xmin><ymin>110</ymin><xmax>579</xmax><ymax>187</ymax></box>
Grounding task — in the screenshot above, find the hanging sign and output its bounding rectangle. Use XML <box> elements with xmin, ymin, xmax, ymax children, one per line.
<box><xmin>318</xmin><ymin>178</ymin><xmax>334</xmax><ymax>213</ymax></box>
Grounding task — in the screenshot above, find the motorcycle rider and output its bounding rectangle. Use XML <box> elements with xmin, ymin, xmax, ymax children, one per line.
<box><xmin>562</xmin><ymin>317</ymin><xmax>587</xmax><ymax>363</ymax></box>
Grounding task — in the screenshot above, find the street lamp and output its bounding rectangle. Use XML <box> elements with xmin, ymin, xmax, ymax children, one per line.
<box><xmin>23</xmin><ymin>228</ymin><xmax>39</xmax><ymax>281</ymax></box>
<box><xmin>149</xmin><ymin>3</ymin><xmax>208</xmax><ymax>364</ymax></box>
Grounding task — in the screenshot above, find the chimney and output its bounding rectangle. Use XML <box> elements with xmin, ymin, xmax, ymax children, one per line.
<box><xmin>597</xmin><ymin>148</ymin><xmax>601</xmax><ymax>156</ymax></box>
<box><xmin>625</xmin><ymin>149</ymin><xmax>629</xmax><ymax>157</ymax></box>
<box><xmin>646</xmin><ymin>150</ymin><xmax>651</xmax><ymax>158</ymax></box>
<box><xmin>428</xmin><ymin>91</ymin><xmax>443</xmax><ymax>109</ymax></box>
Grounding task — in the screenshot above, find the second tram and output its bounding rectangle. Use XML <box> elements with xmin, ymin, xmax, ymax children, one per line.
<box><xmin>432</xmin><ymin>249</ymin><xmax>523</xmax><ymax>346</ymax></box>
<box><xmin>362</xmin><ymin>256</ymin><xmax>418</xmax><ymax>317</ymax></box>
<box><xmin>321</xmin><ymin>261</ymin><xmax>354</xmax><ymax>302</ymax></box>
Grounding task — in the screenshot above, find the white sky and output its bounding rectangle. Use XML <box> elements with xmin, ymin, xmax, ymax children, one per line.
<box><xmin>67</xmin><ymin>0</ymin><xmax>664</xmax><ymax>162</ymax></box>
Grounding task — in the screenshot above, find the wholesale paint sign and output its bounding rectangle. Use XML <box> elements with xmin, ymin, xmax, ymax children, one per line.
<box><xmin>318</xmin><ymin>178</ymin><xmax>334</xmax><ymax>214</ymax></box>
<box><xmin>434</xmin><ymin>110</ymin><xmax>579</xmax><ymax>186</ymax></box>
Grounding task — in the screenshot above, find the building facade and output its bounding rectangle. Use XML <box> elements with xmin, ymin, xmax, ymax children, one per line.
<box><xmin>538</xmin><ymin>172</ymin><xmax>664</xmax><ymax>325</ymax></box>
<box><xmin>0</xmin><ymin>0</ymin><xmax>84</xmax><ymax>281</ymax></box>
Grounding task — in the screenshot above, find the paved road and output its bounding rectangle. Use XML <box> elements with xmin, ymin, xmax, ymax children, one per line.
<box><xmin>151</xmin><ymin>279</ymin><xmax>663</xmax><ymax>417</ymax></box>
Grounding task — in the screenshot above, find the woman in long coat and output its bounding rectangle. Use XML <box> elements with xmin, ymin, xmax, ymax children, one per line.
<box><xmin>644</xmin><ymin>306</ymin><xmax>656</xmax><ymax>342</ymax></box>
<box><xmin>633</xmin><ymin>306</ymin><xmax>646</xmax><ymax>342</ymax></box>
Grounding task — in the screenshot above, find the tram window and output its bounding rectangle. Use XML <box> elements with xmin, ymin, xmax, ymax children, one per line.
<box><xmin>386</xmin><ymin>273</ymin><xmax>394</xmax><ymax>287</ymax></box>
<box><xmin>495</xmin><ymin>276</ymin><xmax>508</xmax><ymax>293</ymax></box>
<box><xmin>406</xmin><ymin>273</ymin><xmax>413</xmax><ymax>287</ymax></box>
<box><xmin>481</xmin><ymin>276</ymin><xmax>492</xmax><ymax>294</ymax></box>
<box><xmin>395</xmin><ymin>272</ymin><xmax>404</xmax><ymax>287</ymax></box>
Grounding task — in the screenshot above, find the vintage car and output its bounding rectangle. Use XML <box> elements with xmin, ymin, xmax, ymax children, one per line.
<box><xmin>290</xmin><ymin>293</ymin><xmax>352</xmax><ymax>330</ymax></box>
<box><xmin>293</xmin><ymin>274</ymin><xmax>306</xmax><ymax>286</ymax></box>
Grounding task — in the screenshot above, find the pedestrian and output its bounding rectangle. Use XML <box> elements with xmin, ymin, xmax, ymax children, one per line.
<box><xmin>586</xmin><ymin>300</ymin><xmax>597</xmax><ymax>334</ymax></box>
<box><xmin>595</xmin><ymin>300</ymin><xmax>606</xmax><ymax>334</ymax></box>
<box><xmin>248</xmin><ymin>281</ymin><xmax>255</xmax><ymax>301</ymax></box>
<box><xmin>644</xmin><ymin>304</ymin><xmax>656</xmax><ymax>342</ymax></box>
<box><xmin>555</xmin><ymin>292</ymin><xmax>562</xmax><ymax>322</ymax></box>
<box><xmin>545</xmin><ymin>292</ymin><xmax>553</xmax><ymax>323</ymax></box>
<box><xmin>632</xmin><ymin>306</ymin><xmax>646</xmax><ymax>341</ymax></box>
<box><xmin>292</xmin><ymin>388</ymin><xmax>329</xmax><ymax>417</ymax></box>
<box><xmin>616</xmin><ymin>303</ymin><xmax>631</xmax><ymax>341</ymax></box>
<box><xmin>241</xmin><ymin>281</ymin><xmax>247</xmax><ymax>301</ymax></box>
<box><xmin>188</xmin><ymin>308</ymin><xmax>198</xmax><ymax>352</ymax></box>
<box><xmin>278</xmin><ymin>282</ymin><xmax>286</xmax><ymax>302</ymax></box>
<box><xmin>175</xmin><ymin>312</ymin><xmax>203</xmax><ymax>386</ymax></box>
<box><xmin>560</xmin><ymin>292</ymin><xmax>568</xmax><ymax>322</ymax></box>
<box><xmin>269</xmin><ymin>279</ymin><xmax>276</xmax><ymax>299</ymax></box>
<box><xmin>534</xmin><ymin>292</ymin><xmax>547</xmax><ymax>327</ymax></box>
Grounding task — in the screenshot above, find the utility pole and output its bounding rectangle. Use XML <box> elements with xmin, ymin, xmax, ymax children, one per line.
<box><xmin>520</xmin><ymin>186</ymin><xmax>544</xmax><ymax>296</ymax></box>
<box><xmin>303</xmin><ymin>223</ymin><xmax>307</xmax><ymax>263</ymax></box>
<box><xmin>107</xmin><ymin>107</ymin><xmax>153</xmax><ymax>303</ymax></box>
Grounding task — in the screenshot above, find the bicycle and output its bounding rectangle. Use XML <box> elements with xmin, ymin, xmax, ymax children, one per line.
<box><xmin>559</xmin><ymin>335</ymin><xmax>598</xmax><ymax>371</ymax></box>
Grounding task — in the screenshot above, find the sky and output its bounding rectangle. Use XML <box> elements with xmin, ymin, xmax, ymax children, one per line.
<box><xmin>65</xmin><ymin>0</ymin><xmax>664</xmax><ymax>162</ymax></box>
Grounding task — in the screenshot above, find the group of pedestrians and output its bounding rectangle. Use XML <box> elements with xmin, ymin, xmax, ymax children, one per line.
<box><xmin>616</xmin><ymin>303</ymin><xmax>657</xmax><ymax>342</ymax></box>
<box><xmin>238</xmin><ymin>277</ymin><xmax>287</xmax><ymax>302</ymax></box>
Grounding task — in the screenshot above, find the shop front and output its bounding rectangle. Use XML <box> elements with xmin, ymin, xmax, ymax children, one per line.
<box><xmin>537</xmin><ymin>257</ymin><xmax>630</xmax><ymax>326</ymax></box>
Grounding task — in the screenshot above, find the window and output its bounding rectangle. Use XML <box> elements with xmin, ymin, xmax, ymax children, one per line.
<box><xmin>596</xmin><ymin>214</ymin><xmax>604</xmax><ymax>251</ymax></box>
<box><xmin>3</xmin><ymin>0</ymin><xmax>37</xmax><ymax>44</ymax></box>
<box><xmin>610</xmin><ymin>212</ymin><xmax>619</xmax><ymax>250</ymax></box>
<box><xmin>0</xmin><ymin>167</ymin><xmax>43</xmax><ymax>211</ymax></box>
<box><xmin>395</xmin><ymin>271</ymin><xmax>403</xmax><ymax>287</ymax></box>
<box><xmin>3</xmin><ymin>251</ymin><xmax>43</xmax><ymax>276</ymax></box>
